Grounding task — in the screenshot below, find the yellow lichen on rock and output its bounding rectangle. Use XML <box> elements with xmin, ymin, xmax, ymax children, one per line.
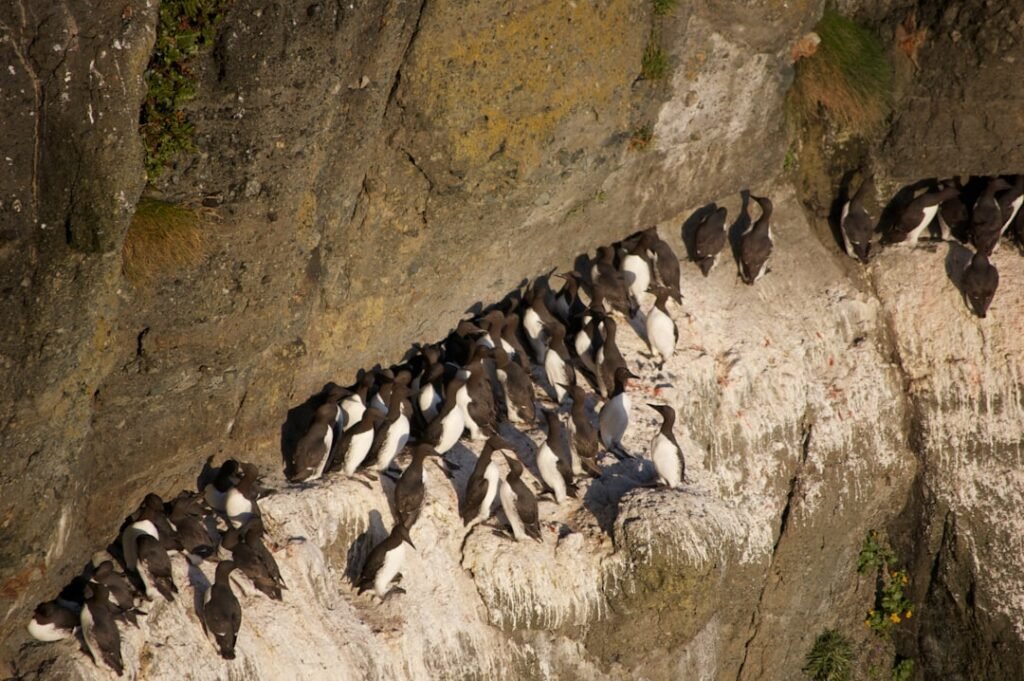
<box><xmin>403</xmin><ymin>0</ymin><xmax>643</xmax><ymax>177</ymax></box>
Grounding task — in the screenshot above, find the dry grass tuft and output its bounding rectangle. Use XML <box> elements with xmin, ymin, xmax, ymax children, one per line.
<box><xmin>122</xmin><ymin>197</ymin><xmax>208</xmax><ymax>284</ymax></box>
<box><xmin>788</xmin><ymin>8</ymin><xmax>892</xmax><ymax>135</ymax></box>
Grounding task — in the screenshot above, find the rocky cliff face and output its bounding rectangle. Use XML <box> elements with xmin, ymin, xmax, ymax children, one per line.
<box><xmin>2</xmin><ymin>0</ymin><xmax>1023</xmax><ymax>678</ymax></box>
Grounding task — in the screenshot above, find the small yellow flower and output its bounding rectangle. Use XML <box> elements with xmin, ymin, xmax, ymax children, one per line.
<box><xmin>890</xmin><ymin>613</ymin><xmax>901</xmax><ymax>624</ymax></box>
<box><xmin>901</xmin><ymin>574</ymin><xmax>909</xmax><ymax>585</ymax></box>
<box><xmin>905</xmin><ymin>610</ymin><xmax>913</xmax><ymax>618</ymax></box>
<box><xmin>864</xmin><ymin>619</ymin><xmax>871</xmax><ymax>627</ymax></box>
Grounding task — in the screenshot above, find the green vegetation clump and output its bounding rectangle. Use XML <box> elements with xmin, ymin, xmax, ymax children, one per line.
<box><xmin>783</xmin><ymin>147</ymin><xmax>798</xmax><ymax>172</ymax></box>
<box><xmin>653</xmin><ymin>0</ymin><xmax>678</xmax><ymax>15</ymax></box>
<box><xmin>629</xmin><ymin>125</ymin><xmax>653</xmax><ymax>151</ymax></box>
<box><xmin>788</xmin><ymin>8</ymin><xmax>892</xmax><ymax>135</ymax></box>
<box><xmin>891</xmin><ymin>658</ymin><xmax>914</xmax><ymax>681</ymax></box>
<box><xmin>803</xmin><ymin>630</ymin><xmax>853</xmax><ymax>681</ymax></box>
<box><xmin>858</xmin><ymin>530</ymin><xmax>914</xmax><ymax>637</ymax></box>
<box><xmin>641</xmin><ymin>42</ymin><xmax>670</xmax><ymax>81</ymax></box>
<box><xmin>140</xmin><ymin>0</ymin><xmax>232</xmax><ymax>182</ymax></box>
<box><xmin>122</xmin><ymin>198</ymin><xmax>207</xmax><ymax>283</ymax></box>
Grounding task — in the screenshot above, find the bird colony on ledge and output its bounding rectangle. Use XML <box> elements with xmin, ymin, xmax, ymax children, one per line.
<box><xmin>24</xmin><ymin>173</ymin><xmax>1020</xmax><ymax>675</ymax></box>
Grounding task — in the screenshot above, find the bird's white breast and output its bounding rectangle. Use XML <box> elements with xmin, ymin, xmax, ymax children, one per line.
<box><xmin>544</xmin><ymin>350</ymin><xmax>569</xmax><ymax>402</ymax></box>
<box><xmin>121</xmin><ymin>519</ymin><xmax>159</xmax><ymax>571</ymax></box>
<box><xmin>375</xmin><ymin>542</ymin><xmax>407</xmax><ymax>598</ymax></box>
<box><xmin>907</xmin><ymin>205</ymin><xmax>940</xmax><ymax>243</ymax></box>
<box><xmin>343</xmin><ymin>429</ymin><xmax>376</xmax><ymax>475</ymax></box>
<box><xmin>311</xmin><ymin>427</ymin><xmax>334</xmax><ymax>480</ymax></box>
<box><xmin>225</xmin><ymin>489</ymin><xmax>254</xmax><ymax>529</ymax></box>
<box><xmin>621</xmin><ymin>254</ymin><xmax>650</xmax><ymax>298</ymax></box>
<box><xmin>28</xmin><ymin>618</ymin><xmax>70</xmax><ymax>642</ymax></box>
<box><xmin>498</xmin><ymin>480</ymin><xmax>525</xmax><ymax>542</ymax></box>
<box><xmin>341</xmin><ymin>395</ymin><xmax>366</xmax><ymax>432</ymax></box>
<box><xmin>651</xmin><ymin>433</ymin><xmax>682</xmax><ymax>488</ymax></box>
<box><xmin>437</xmin><ymin>407</ymin><xmax>465</xmax><ymax>454</ymax></box>
<box><xmin>536</xmin><ymin>443</ymin><xmax>566</xmax><ymax>503</ymax></box>
<box><xmin>646</xmin><ymin>307</ymin><xmax>676</xmax><ymax>361</ymax></box>
<box><xmin>80</xmin><ymin>604</ymin><xmax>99</xmax><ymax>662</ymax></box>
<box><xmin>599</xmin><ymin>393</ymin><xmax>630</xmax><ymax>447</ymax></box>
<box><xmin>377</xmin><ymin>416</ymin><xmax>411</xmax><ymax>471</ymax></box>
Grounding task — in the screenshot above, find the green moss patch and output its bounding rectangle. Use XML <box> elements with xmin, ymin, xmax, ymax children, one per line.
<box><xmin>140</xmin><ymin>0</ymin><xmax>232</xmax><ymax>183</ymax></box>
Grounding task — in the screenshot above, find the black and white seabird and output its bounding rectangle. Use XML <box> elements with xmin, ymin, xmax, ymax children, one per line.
<box><xmin>128</xmin><ymin>493</ymin><xmax>180</xmax><ymax>553</ymax></box>
<box><xmin>972</xmin><ymin>178</ymin><xmax>1013</xmax><ymax>255</ymax></box>
<box><xmin>498</xmin><ymin>454</ymin><xmax>542</xmax><ymax>542</ymax></box>
<box><xmin>416</xmin><ymin>361</ymin><xmax>445</xmax><ymax>426</ymax></box>
<box><xmin>693</xmin><ymin>205</ymin><xmax>729</xmax><ymax>277</ymax></box>
<box><xmin>225</xmin><ymin>462</ymin><xmax>261</xmax><ymax>529</ymax></box>
<box><xmin>221</xmin><ymin>523</ymin><xmax>284</xmax><ymax>601</ymax></box>
<box><xmin>645</xmin><ymin>287</ymin><xmax>678</xmax><ymax>368</ymax></box>
<box><xmin>168</xmin><ymin>493</ymin><xmax>216</xmax><ymax>563</ymax></box>
<box><xmin>203</xmin><ymin>459</ymin><xmax>241</xmax><ymax>513</ymax></box>
<box><xmin>552</xmin><ymin>272</ymin><xmax>587</xmax><ymax>327</ymax></box>
<box><xmin>27</xmin><ymin>600</ymin><xmax>78</xmax><ymax>642</ymax></box>
<box><xmin>357</xmin><ymin>524</ymin><xmax>416</xmax><ymax>600</ymax></box>
<box><xmin>536</xmin><ymin>409</ymin><xmax>577</xmax><ymax>504</ymax></box>
<box><xmin>592</xmin><ymin>246</ymin><xmax>636</xmax><ymax>317</ymax></box>
<box><xmin>573</xmin><ymin>306</ymin><xmax>604</xmax><ymax>390</ymax></box>
<box><xmin>460</xmin><ymin>436</ymin><xmax>512</xmax><ymax>528</ymax></box>
<box><xmin>888</xmin><ymin>185</ymin><xmax>959</xmax><ymax>245</ymax></box>
<box><xmin>501</xmin><ymin>312</ymin><xmax>532</xmax><ymax>370</ymax></box>
<box><xmin>445</xmin><ymin>320</ymin><xmax>488</xmax><ymax>367</ymax></box>
<box><xmin>962</xmin><ymin>252</ymin><xmax>999</xmax><ymax>319</ymax></box>
<box><xmin>291</xmin><ymin>401</ymin><xmax>339</xmax><ymax>482</ymax></box>
<box><xmin>522</xmin><ymin>288</ymin><xmax>555</xmax><ymax>363</ymax></box>
<box><xmin>92</xmin><ymin>561</ymin><xmax>142</xmax><ymax>626</ymax></box>
<box><xmin>394</xmin><ymin>444</ymin><xmax>435</xmax><ymax>529</ymax></box>
<box><xmin>331</xmin><ymin>408</ymin><xmax>386</xmax><ymax>476</ymax></box>
<box><xmin>341</xmin><ymin>371</ymin><xmax>374</xmax><ymax>432</ymax></box>
<box><xmin>936</xmin><ymin>179</ymin><xmax>969</xmax><ymax>242</ymax></box>
<box><xmin>202</xmin><ymin>561</ymin><xmax>242</xmax><ymax>660</ymax></box>
<box><xmin>566</xmin><ymin>384</ymin><xmax>603</xmax><ymax>478</ymax></box>
<box><xmin>494</xmin><ymin>344</ymin><xmax>535</xmax><ymax>425</ymax></box>
<box><xmin>135</xmin><ymin>534</ymin><xmax>177</xmax><ymax>601</ymax></box>
<box><xmin>423</xmin><ymin>376</ymin><xmax>467</xmax><ymax>456</ymax></box>
<box><xmin>463</xmin><ymin>347</ymin><xmax>497</xmax><ymax>440</ymax></box>
<box><xmin>643</xmin><ymin>227</ymin><xmax>683</xmax><ymax>301</ymax></box>
<box><xmin>648</xmin><ymin>404</ymin><xmax>685</xmax><ymax>488</ymax></box>
<box><xmin>599</xmin><ymin>367</ymin><xmax>639</xmax><ymax>457</ymax></box>
<box><xmin>840</xmin><ymin>173</ymin><xmax>875</xmax><ymax>263</ymax></box>
<box><xmin>543</xmin><ymin>322</ymin><xmax>574</xmax><ymax>404</ymax></box>
<box><xmin>739</xmin><ymin>195</ymin><xmax>773</xmax><ymax>285</ymax></box>
<box><xmin>620</xmin><ymin>237</ymin><xmax>653</xmax><ymax>301</ymax></box>
<box><xmin>597</xmin><ymin>317</ymin><xmax>627</xmax><ymax>398</ymax></box>
<box><xmin>81</xmin><ymin>584</ymin><xmax>124</xmax><ymax>676</ymax></box>
<box><xmin>240</xmin><ymin>518</ymin><xmax>285</xmax><ymax>591</ymax></box>
<box><xmin>368</xmin><ymin>383</ymin><xmax>413</xmax><ymax>475</ymax></box>
<box><xmin>474</xmin><ymin>309</ymin><xmax>506</xmax><ymax>353</ymax></box>
<box><xmin>119</xmin><ymin>515</ymin><xmax>160</xmax><ymax>580</ymax></box>
<box><xmin>368</xmin><ymin>372</ymin><xmax>394</xmax><ymax>417</ymax></box>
